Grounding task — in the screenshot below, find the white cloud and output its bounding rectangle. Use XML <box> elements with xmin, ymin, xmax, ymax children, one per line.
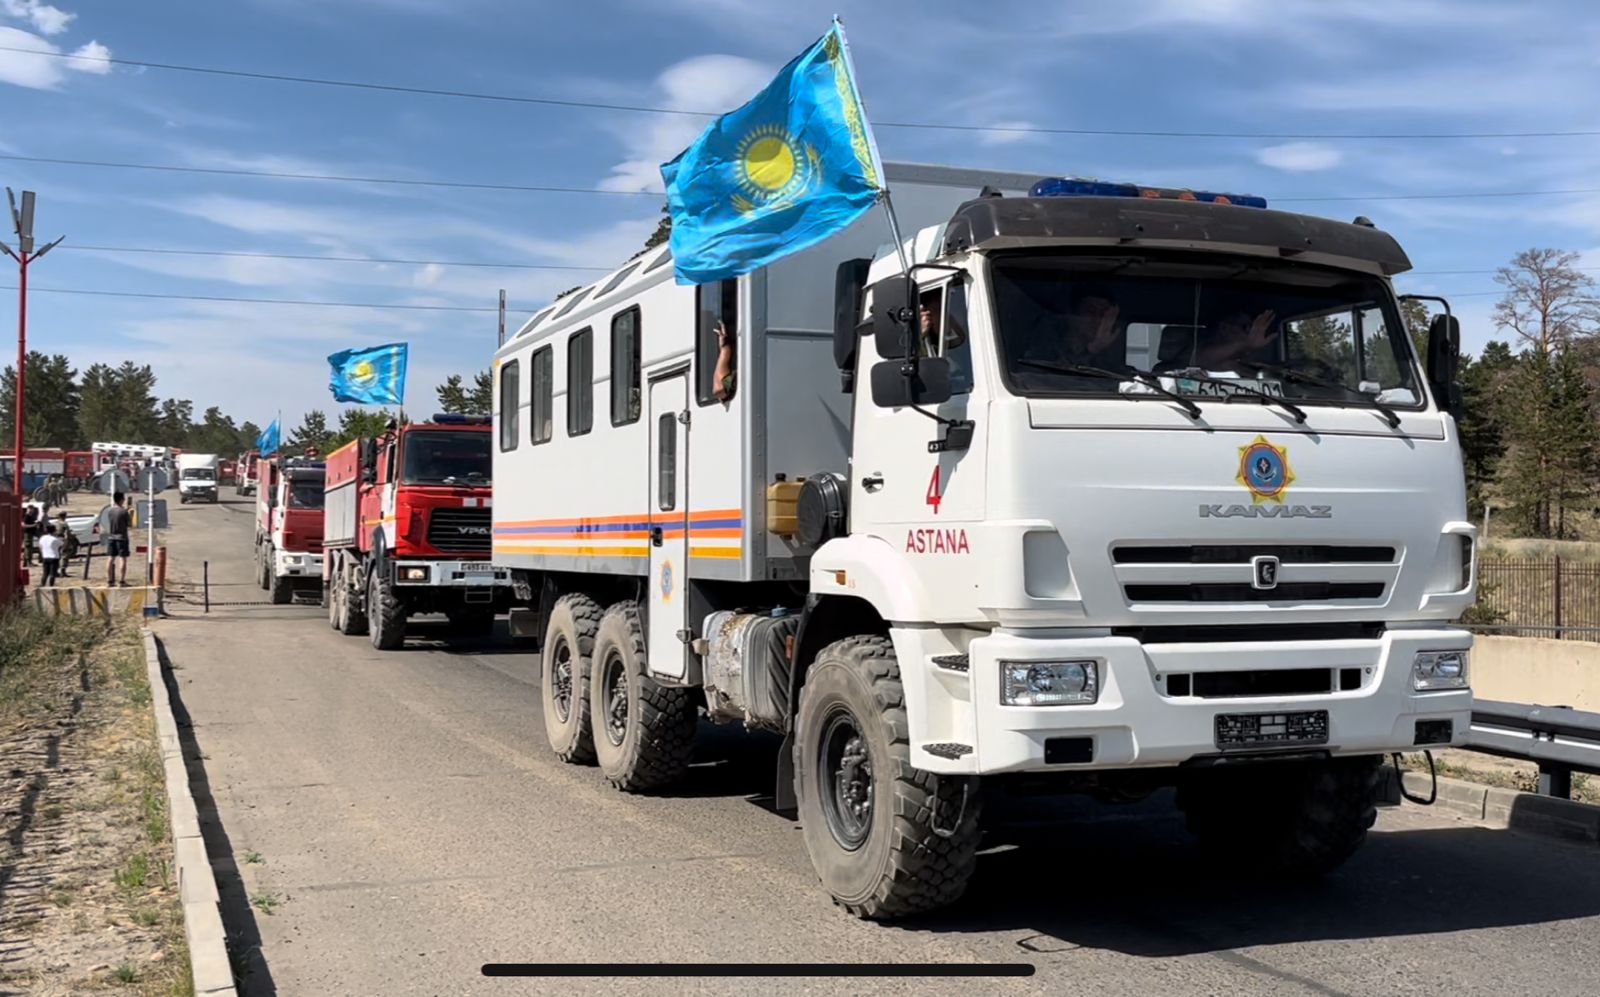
<box><xmin>978</xmin><ymin>121</ymin><xmax>1039</xmax><ymax>147</ymax></box>
<box><xmin>599</xmin><ymin>54</ymin><xmax>774</xmax><ymax>193</ymax></box>
<box><xmin>1256</xmin><ymin>142</ymin><xmax>1342</xmax><ymax>173</ymax></box>
<box><xmin>413</xmin><ymin>263</ymin><xmax>444</xmax><ymax>287</ymax></box>
<box><xmin>0</xmin><ymin>25</ymin><xmax>60</xmax><ymax>87</ymax></box>
<box><xmin>0</xmin><ymin>23</ymin><xmax>111</xmax><ymax>89</ymax></box>
<box><xmin>1</xmin><ymin>0</ymin><xmax>74</xmax><ymax>35</ymax></box>
<box><xmin>66</xmin><ymin>39</ymin><xmax>108</xmax><ymax>73</ymax></box>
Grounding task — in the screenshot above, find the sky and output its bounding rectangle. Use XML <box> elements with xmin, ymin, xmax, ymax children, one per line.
<box><xmin>2</xmin><ymin>0</ymin><xmax>1599</xmax><ymax>427</ymax></box>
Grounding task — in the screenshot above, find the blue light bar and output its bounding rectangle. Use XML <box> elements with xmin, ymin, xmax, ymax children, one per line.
<box><xmin>430</xmin><ymin>413</ymin><xmax>489</xmax><ymax>425</ymax></box>
<box><xmin>1031</xmin><ymin>176</ymin><xmax>1268</xmax><ymax>209</ymax></box>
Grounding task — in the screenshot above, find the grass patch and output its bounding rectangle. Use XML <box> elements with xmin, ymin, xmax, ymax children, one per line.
<box><xmin>243</xmin><ymin>850</ymin><xmax>263</xmax><ymax>865</ymax></box>
<box><xmin>115</xmin><ymin>853</ymin><xmax>150</xmax><ymax>891</ymax></box>
<box><xmin>0</xmin><ymin>606</ymin><xmax>107</xmax><ymax>720</ymax></box>
<box><xmin>113</xmin><ymin>962</ymin><xmax>139</xmax><ymax>984</ymax></box>
<box><xmin>251</xmin><ymin>891</ymin><xmax>281</xmax><ymax>916</ymax></box>
<box><xmin>42</xmin><ymin>803</ymin><xmax>63</xmax><ymax>821</ymax></box>
<box><xmin>131</xmin><ymin>907</ymin><xmax>160</xmax><ymax>927</ymax></box>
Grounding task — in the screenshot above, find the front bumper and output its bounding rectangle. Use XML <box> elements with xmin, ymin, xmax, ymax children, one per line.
<box><xmin>898</xmin><ymin>626</ymin><xmax>1473</xmax><ymax>774</ymax></box>
<box><xmin>390</xmin><ymin>559</ymin><xmax>511</xmax><ymax>588</ymax></box>
<box><xmin>273</xmin><ymin>550</ymin><xmax>324</xmax><ymax>578</ymax></box>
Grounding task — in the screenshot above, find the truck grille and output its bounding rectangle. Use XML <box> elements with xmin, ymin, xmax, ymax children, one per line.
<box><xmin>1113</xmin><ymin>544</ymin><xmax>1395</xmax><ymax>564</ymax></box>
<box><xmin>1126</xmin><ymin>582</ymin><xmax>1386</xmax><ymax>603</ymax></box>
<box><xmin>1113</xmin><ymin>540</ymin><xmax>1398</xmax><ymax>607</ymax></box>
<box><xmin>427</xmin><ymin>508</ymin><xmax>492</xmax><ymax>553</ymax></box>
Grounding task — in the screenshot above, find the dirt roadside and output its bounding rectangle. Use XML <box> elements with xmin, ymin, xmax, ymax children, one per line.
<box><xmin>0</xmin><ymin>610</ymin><xmax>192</xmax><ymax>997</ymax></box>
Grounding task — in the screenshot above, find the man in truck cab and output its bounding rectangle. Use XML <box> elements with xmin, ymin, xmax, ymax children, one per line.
<box><xmin>1008</xmin><ymin>283</ymin><xmax>1127</xmax><ymax>389</ymax></box>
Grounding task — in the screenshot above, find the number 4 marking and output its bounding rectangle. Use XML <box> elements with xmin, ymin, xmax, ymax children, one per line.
<box><xmin>926</xmin><ymin>466</ymin><xmax>942</xmax><ymax>515</ymax></box>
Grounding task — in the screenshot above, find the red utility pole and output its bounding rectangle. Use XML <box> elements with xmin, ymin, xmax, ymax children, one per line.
<box><xmin>4</xmin><ymin>188</ymin><xmax>63</xmax><ymax>581</ymax></box>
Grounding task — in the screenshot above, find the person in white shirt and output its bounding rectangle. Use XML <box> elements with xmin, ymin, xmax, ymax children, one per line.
<box><xmin>38</xmin><ymin>524</ymin><xmax>63</xmax><ymax>587</ymax></box>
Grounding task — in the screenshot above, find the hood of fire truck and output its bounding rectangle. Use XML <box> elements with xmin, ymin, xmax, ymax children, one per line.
<box><xmin>278</xmin><ymin>507</ymin><xmax>324</xmax><ymax>553</ymax></box>
<box><xmin>981</xmin><ymin>396</ymin><xmax>1474</xmax><ymax>629</ymax></box>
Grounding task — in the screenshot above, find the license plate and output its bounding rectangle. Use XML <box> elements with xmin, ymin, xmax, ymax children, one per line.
<box><xmin>460</xmin><ymin>563</ymin><xmax>495</xmax><ymax>573</ymax></box>
<box><xmin>1215</xmin><ymin>710</ymin><xmax>1329</xmax><ymax>749</ymax></box>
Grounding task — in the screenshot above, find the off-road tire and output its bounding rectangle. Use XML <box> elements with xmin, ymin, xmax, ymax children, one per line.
<box><xmin>540</xmin><ymin>594</ymin><xmax>602</xmax><ymax>764</ymax></box>
<box><xmin>794</xmin><ymin>635</ymin><xmax>982</xmax><ymax>920</ymax></box>
<box><xmin>1176</xmin><ymin>755</ymin><xmax>1382</xmax><ymax>877</ymax></box>
<box><xmin>257</xmin><ymin>546</ymin><xmax>271</xmax><ymax>591</ymax></box>
<box><xmin>270</xmin><ymin>571</ymin><xmax>293</xmax><ymax>605</ymax></box>
<box><xmin>337</xmin><ymin>559</ymin><xmax>368</xmax><ymax>637</ymax></box>
<box><xmin>367</xmin><ymin>565</ymin><xmax>407</xmax><ymax>650</ymax></box>
<box><xmin>327</xmin><ymin>578</ymin><xmax>340</xmax><ymax>629</ymax></box>
<box><xmin>589</xmin><ymin>603</ymin><xmax>697</xmax><ymax>792</ymax></box>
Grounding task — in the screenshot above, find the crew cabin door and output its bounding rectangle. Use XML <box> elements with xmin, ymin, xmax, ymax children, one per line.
<box><xmin>647</xmin><ymin>372</ymin><xmax>690</xmax><ymax>682</ymax></box>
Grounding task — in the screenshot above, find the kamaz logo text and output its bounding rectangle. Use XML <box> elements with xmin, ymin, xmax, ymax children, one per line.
<box><xmin>1200</xmin><ymin>503</ymin><xmax>1333</xmax><ymax>519</ymax></box>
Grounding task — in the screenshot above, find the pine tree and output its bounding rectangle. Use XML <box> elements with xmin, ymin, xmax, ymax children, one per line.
<box><xmin>287</xmin><ymin>410</ymin><xmax>333</xmax><ymax>454</ymax></box>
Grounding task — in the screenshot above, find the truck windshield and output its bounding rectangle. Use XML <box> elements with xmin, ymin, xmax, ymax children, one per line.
<box><xmin>181</xmin><ymin>469</ymin><xmax>214</xmax><ymax>480</ymax></box>
<box><xmin>286</xmin><ymin>477</ymin><xmax>325</xmax><ymax>508</ymax></box>
<box><xmin>401</xmin><ymin>430</ymin><xmax>491</xmax><ymax>485</ymax></box>
<box><xmin>990</xmin><ymin>253</ymin><xmax>1423</xmax><ymax>409</ymax></box>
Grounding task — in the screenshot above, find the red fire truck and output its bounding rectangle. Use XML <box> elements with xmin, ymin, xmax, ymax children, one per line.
<box><xmin>218</xmin><ymin>457</ymin><xmax>238</xmax><ymax>486</ymax></box>
<box><xmin>254</xmin><ymin>454</ymin><xmax>326</xmax><ymax>604</ymax></box>
<box><xmin>64</xmin><ymin>451</ymin><xmax>93</xmax><ymax>488</ymax></box>
<box><xmin>322</xmin><ymin>414</ymin><xmax>508</xmax><ymax>649</ymax></box>
<box><xmin>236</xmin><ymin>450</ymin><xmax>260</xmax><ymax>496</ymax></box>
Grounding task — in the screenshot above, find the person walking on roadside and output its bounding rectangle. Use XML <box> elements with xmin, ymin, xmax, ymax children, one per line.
<box><xmin>54</xmin><ymin>510</ymin><xmax>79</xmax><ymax>573</ymax></box>
<box><xmin>95</xmin><ymin>491</ymin><xmax>133</xmax><ymax>587</ymax></box>
<box><xmin>37</xmin><ymin>523</ymin><xmax>63</xmax><ymax>587</ymax></box>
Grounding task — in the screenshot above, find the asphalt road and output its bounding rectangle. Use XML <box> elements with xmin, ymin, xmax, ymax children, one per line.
<box><xmin>154</xmin><ymin>496</ymin><xmax>1600</xmax><ymax>997</ymax></box>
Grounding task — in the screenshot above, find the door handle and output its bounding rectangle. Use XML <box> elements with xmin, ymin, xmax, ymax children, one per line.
<box><xmin>650</xmin><ymin>526</ymin><xmax>664</xmax><ymax>547</ymax></box>
<box><xmin>862</xmin><ymin>473</ymin><xmax>885</xmax><ymax>492</ymax></box>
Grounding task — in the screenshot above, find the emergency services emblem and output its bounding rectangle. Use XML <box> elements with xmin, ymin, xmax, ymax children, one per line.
<box><xmin>1236</xmin><ymin>435</ymin><xmax>1295</xmax><ymax>504</ymax></box>
<box><xmin>660</xmin><ymin>560</ymin><xmax>674</xmax><ymax>601</ymax></box>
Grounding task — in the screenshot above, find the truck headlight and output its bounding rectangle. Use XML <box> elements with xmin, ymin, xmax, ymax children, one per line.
<box><xmin>1413</xmin><ymin>651</ymin><xmax>1468</xmax><ymax>690</ymax></box>
<box><xmin>399</xmin><ymin>566</ymin><xmax>429</xmax><ymax>582</ymax></box>
<box><xmin>1000</xmin><ymin>660</ymin><xmax>1098</xmax><ymax>706</ymax></box>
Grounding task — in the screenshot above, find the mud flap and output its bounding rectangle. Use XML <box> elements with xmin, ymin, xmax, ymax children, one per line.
<box><xmin>774</xmin><ymin>731</ymin><xmax>797</xmax><ymax>815</ymax></box>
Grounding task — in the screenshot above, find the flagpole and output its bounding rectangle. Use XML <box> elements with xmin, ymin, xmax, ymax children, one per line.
<box><xmin>878</xmin><ymin>189</ymin><xmax>914</xmax><ymax>280</ymax></box>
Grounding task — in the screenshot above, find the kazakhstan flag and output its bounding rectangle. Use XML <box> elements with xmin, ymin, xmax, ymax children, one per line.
<box><xmin>328</xmin><ymin>343</ymin><xmax>408</xmax><ymax>406</ymax></box>
<box><xmin>256</xmin><ymin>418</ymin><xmax>280</xmax><ymax>457</ymax></box>
<box><xmin>660</xmin><ymin>18</ymin><xmax>884</xmax><ymax>285</ymax></box>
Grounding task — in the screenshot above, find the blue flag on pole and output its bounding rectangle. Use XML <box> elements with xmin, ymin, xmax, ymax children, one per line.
<box><xmin>327</xmin><ymin>343</ymin><xmax>408</xmax><ymax>405</ymax></box>
<box><xmin>660</xmin><ymin>19</ymin><xmax>884</xmax><ymax>285</ymax></box>
<box><xmin>257</xmin><ymin>418</ymin><xmax>280</xmax><ymax>457</ymax></box>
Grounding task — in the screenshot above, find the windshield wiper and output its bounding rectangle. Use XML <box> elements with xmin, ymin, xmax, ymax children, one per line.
<box><xmin>1235</xmin><ymin>361</ymin><xmax>1401</xmax><ymax>428</ymax></box>
<box><xmin>1161</xmin><ymin>368</ymin><xmax>1307</xmax><ymax>424</ymax></box>
<box><xmin>1017</xmin><ymin>359</ymin><xmax>1203</xmax><ymax>419</ymax></box>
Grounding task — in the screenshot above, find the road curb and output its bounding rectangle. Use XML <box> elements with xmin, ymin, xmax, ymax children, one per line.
<box><xmin>1383</xmin><ymin>763</ymin><xmax>1600</xmax><ymax>847</ymax></box>
<box><xmin>142</xmin><ymin>628</ymin><xmax>238</xmax><ymax>997</ymax></box>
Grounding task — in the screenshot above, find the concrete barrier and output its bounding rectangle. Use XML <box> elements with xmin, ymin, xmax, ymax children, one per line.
<box><xmin>143</xmin><ymin>629</ymin><xmax>238</xmax><ymax>997</ymax></box>
<box><xmin>1471</xmin><ymin>635</ymin><xmax>1600</xmax><ymax>712</ymax></box>
<box><xmin>30</xmin><ymin>585</ymin><xmax>162</xmax><ymax>619</ymax></box>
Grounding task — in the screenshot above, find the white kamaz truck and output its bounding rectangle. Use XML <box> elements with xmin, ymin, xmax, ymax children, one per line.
<box><xmin>490</xmin><ymin>164</ymin><xmax>1475</xmax><ymax>919</ymax></box>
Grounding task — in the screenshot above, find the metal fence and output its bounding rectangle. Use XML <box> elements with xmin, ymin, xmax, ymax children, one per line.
<box><xmin>1471</xmin><ymin>558</ymin><xmax>1600</xmax><ymax>642</ymax></box>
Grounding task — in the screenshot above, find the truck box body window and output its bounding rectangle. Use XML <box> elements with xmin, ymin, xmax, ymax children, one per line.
<box><xmin>499</xmin><ymin>359</ymin><xmax>519</xmax><ymax>451</ymax></box>
<box><xmin>696</xmin><ymin>280</ymin><xmax>738</xmax><ymax>405</ymax></box>
<box><xmin>989</xmin><ymin>252</ymin><xmax>1422</xmax><ymax>408</ymax></box>
<box><xmin>568</xmin><ymin>327</ymin><xmax>594</xmax><ymax>436</ymax></box>
<box><xmin>402</xmin><ymin>430</ymin><xmax>491</xmax><ymax>486</ymax></box>
<box><xmin>531</xmin><ymin>346</ymin><xmax>553</xmax><ymax>444</ymax></box>
<box><xmin>611</xmin><ymin>307</ymin><xmax>642</xmax><ymax>426</ymax></box>
<box><xmin>657</xmin><ymin>413</ymin><xmax>677</xmax><ymax>512</ymax></box>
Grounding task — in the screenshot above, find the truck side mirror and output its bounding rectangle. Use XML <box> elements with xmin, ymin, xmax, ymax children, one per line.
<box><xmin>870</xmin><ymin>275</ymin><xmax>916</xmax><ymax>360</ymax></box>
<box><xmin>870</xmin><ymin>356</ymin><xmax>953</xmax><ymax>409</ymax></box>
<box><xmin>832</xmin><ymin>258</ymin><xmax>872</xmax><ymax>392</ymax></box>
<box><xmin>359</xmin><ymin>439</ymin><xmax>377</xmax><ymax>484</ymax></box>
<box><xmin>1426</xmin><ymin>312</ymin><xmax>1461</xmax><ymax>414</ymax></box>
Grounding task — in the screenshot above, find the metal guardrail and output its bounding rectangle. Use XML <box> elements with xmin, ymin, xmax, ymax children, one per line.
<box><xmin>1467</xmin><ymin>698</ymin><xmax>1600</xmax><ymax>799</ymax></box>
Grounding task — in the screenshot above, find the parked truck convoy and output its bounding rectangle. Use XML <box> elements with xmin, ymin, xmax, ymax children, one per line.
<box><xmin>488</xmin><ymin>164</ymin><xmax>1477</xmax><ymax>919</ymax></box>
<box><xmin>321</xmin><ymin>414</ymin><xmax>510</xmax><ymax>649</ymax></box>
<box><xmin>254</xmin><ymin>454</ymin><xmax>326</xmax><ymax>604</ymax></box>
<box><xmin>176</xmin><ymin>453</ymin><xmax>220</xmax><ymax>504</ymax></box>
